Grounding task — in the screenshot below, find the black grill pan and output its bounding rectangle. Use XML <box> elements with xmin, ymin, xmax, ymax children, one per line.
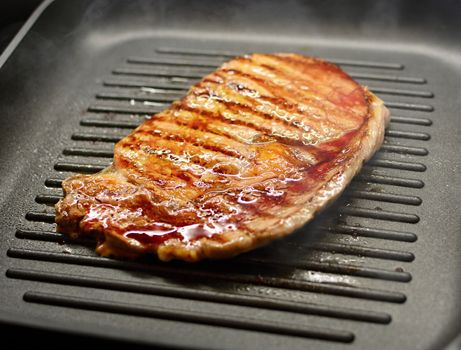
<box><xmin>1</xmin><ymin>0</ymin><xmax>460</xmax><ymax>349</ymax></box>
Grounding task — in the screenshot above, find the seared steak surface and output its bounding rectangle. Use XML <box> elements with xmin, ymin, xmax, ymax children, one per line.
<box><xmin>56</xmin><ymin>53</ymin><xmax>389</xmax><ymax>261</ymax></box>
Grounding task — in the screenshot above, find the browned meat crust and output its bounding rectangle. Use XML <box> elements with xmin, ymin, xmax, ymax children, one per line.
<box><xmin>55</xmin><ymin>53</ymin><xmax>389</xmax><ymax>262</ymax></box>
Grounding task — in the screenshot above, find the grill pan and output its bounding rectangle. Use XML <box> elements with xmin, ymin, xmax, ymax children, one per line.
<box><xmin>1</xmin><ymin>0</ymin><xmax>460</xmax><ymax>349</ymax></box>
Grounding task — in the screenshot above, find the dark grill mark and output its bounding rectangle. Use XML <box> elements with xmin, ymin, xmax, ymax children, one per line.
<box><xmin>133</xmin><ymin>125</ymin><xmax>244</xmax><ymax>160</ymax></box>
<box><xmin>217</xmin><ymin>68</ymin><xmax>351</xmax><ymax>130</ymax></box>
<box><xmin>198</xmin><ymin>78</ymin><xmax>342</xmax><ymax>138</ymax></box>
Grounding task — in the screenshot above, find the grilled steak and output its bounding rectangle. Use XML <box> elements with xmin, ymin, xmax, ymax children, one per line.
<box><xmin>56</xmin><ymin>53</ymin><xmax>390</xmax><ymax>262</ymax></box>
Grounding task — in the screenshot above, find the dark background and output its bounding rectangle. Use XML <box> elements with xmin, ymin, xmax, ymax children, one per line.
<box><xmin>0</xmin><ymin>0</ymin><xmax>42</xmax><ymax>52</ymax></box>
